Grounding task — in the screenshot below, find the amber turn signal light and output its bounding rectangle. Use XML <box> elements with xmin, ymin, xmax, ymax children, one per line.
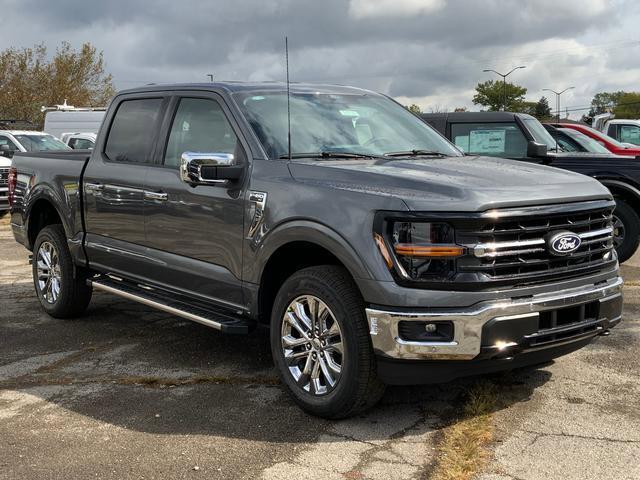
<box><xmin>373</xmin><ymin>233</ymin><xmax>394</xmax><ymax>269</ymax></box>
<box><xmin>394</xmin><ymin>244</ymin><xmax>465</xmax><ymax>258</ymax></box>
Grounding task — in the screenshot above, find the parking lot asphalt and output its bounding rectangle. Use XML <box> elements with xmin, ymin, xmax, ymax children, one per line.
<box><xmin>1</xmin><ymin>214</ymin><xmax>639</xmax><ymax>480</ymax></box>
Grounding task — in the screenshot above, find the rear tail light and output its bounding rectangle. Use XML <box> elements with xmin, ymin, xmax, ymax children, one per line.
<box><xmin>8</xmin><ymin>166</ymin><xmax>17</xmax><ymax>207</ymax></box>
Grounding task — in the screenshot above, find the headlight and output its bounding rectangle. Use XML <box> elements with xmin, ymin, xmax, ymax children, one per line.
<box><xmin>374</xmin><ymin>218</ymin><xmax>465</xmax><ymax>283</ymax></box>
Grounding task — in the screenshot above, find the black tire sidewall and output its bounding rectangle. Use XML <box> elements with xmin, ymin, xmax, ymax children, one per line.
<box><xmin>270</xmin><ymin>267</ymin><xmax>371</xmax><ymax>416</ymax></box>
<box><xmin>613</xmin><ymin>199</ymin><xmax>640</xmax><ymax>263</ymax></box>
<box><xmin>32</xmin><ymin>225</ymin><xmax>84</xmax><ymax>317</ymax></box>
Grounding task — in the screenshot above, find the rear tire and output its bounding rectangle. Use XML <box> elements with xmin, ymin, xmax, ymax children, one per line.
<box><xmin>32</xmin><ymin>225</ymin><xmax>92</xmax><ymax>318</ymax></box>
<box><xmin>270</xmin><ymin>265</ymin><xmax>385</xmax><ymax>419</ymax></box>
<box><xmin>612</xmin><ymin>199</ymin><xmax>640</xmax><ymax>263</ymax></box>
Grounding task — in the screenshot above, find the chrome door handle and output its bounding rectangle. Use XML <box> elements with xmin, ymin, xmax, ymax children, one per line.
<box><xmin>85</xmin><ymin>182</ymin><xmax>104</xmax><ymax>192</ymax></box>
<box><xmin>144</xmin><ymin>190</ymin><xmax>168</xmax><ymax>201</ymax></box>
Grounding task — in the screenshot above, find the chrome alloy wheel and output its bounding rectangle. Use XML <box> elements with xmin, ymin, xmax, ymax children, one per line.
<box><xmin>612</xmin><ymin>215</ymin><xmax>625</xmax><ymax>249</ymax></box>
<box><xmin>281</xmin><ymin>295</ymin><xmax>344</xmax><ymax>395</ymax></box>
<box><xmin>36</xmin><ymin>241</ymin><xmax>61</xmax><ymax>304</ymax></box>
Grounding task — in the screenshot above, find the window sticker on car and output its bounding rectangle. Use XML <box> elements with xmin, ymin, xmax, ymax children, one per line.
<box><xmin>469</xmin><ymin>129</ymin><xmax>506</xmax><ymax>153</ymax></box>
<box><xmin>619</xmin><ymin>125</ymin><xmax>640</xmax><ymax>145</ymax></box>
<box><xmin>454</xmin><ymin>135</ymin><xmax>469</xmax><ymax>152</ymax></box>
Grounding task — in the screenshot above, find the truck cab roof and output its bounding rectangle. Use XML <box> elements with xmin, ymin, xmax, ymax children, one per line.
<box><xmin>117</xmin><ymin>81</ymin><xmax>376</xmax><ymax>97</ymax></box>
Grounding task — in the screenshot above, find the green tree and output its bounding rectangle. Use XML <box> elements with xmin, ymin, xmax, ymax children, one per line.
<box><xmin>406</xmin><ymin>103</ymin><xmax>422</xmax><ymax>114</ymax></box>
<box><xmin>582</xmin><ymin>91</ymin><xmax>625</xmax><ymax>123</ymax></box>
<box><xmin>533</xmin><ymin>96</ymin><xmax>552</xmax><ymax>120</ymax></box>
<box><xmin>0</xmin><ymin>42</ymin><xmax>115</xmax><ymax>128</ymax></box>
<box><xmin>613</xmin><ymin>92</ymin><xmax>640</xmax><ymax>118</ymax></box>
<box><xmin>472</xmin><ymin>80</ymin><xmax>527</xmax><ymax>111</ymax></box>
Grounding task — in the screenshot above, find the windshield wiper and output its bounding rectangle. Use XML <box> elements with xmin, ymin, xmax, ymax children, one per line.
<box><xmin>383</xmin><ymin>149</ymin><xmax>447</xmax><ymax>157</ymax></box>
<box><xmin>278</xmin><ymin>151</ymin><xmax>382</xmax><ymax>160</ymax></box>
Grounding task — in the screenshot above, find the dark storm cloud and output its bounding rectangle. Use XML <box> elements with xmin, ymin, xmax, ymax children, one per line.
<box><xmin>1</xmin><ymin>0</ymin><xmax>638</xmax><ymax>112</ymax></box>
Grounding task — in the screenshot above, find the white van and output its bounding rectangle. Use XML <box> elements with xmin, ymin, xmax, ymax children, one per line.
<box><xmin>42</xmin><ymin>101</ymin><xmax>106</xmax><ymax>140</ymax></box>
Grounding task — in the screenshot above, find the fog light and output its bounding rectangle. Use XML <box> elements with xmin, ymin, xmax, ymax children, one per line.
<box><xmin>398</xmin><ymin>321</ymin><xmax>454</xmax><ymax>342</ymax></box>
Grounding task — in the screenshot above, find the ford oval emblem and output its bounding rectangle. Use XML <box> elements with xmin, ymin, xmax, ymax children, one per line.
<box><xmin>547</xmin><ymin>231</ymin><xmax>582</xmax><ymax>256</ymax></box>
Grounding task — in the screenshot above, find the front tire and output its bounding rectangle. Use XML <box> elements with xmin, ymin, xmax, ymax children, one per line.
<box><xmin>612</xmin><ymin>199</ymin><xmax>640</xmax><ymax>263</ymax></box>
<box><xmin>32</xmin><ymin>225</ymin><xmax>92</xmax><ymax>318</ymax></box>
<box><xmin>270</xmin><ymin>265</ymin><xmax>384</xmax><ymax>419</ymax></box>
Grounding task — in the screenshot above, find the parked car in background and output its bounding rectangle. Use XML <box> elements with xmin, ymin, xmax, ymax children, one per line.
<box><xmin>548</xmin><ymin>122</ymin><xmax>640</xmax><ymax>157</ymax></box>
<box><xmin>593</xmin><ymin>113</ymin><xmax>640</xmax><ymax>146</ymax></box>
<box><xmin>543</xmin><ymin>124</ymin><xmax>623</xmax><ymax>154</ymax></box>
<box><xmin>0</xmin><ymin>130</ymin><xmax>71</xmax><ymax>158</ymax></box>
<box><xmin>61</xmin><ymin>132</ymin><xmax>96</xmax><ymax>150</ymax></box>
<box><xmin>42</xmin><ymin>101</ymin><xmax>106</xmax><ymax>139</ymax></box>
<box><xmin>421</xmin><ymin>111</ymin><xmax>640</xmax><ymax>262</ymax></box>
<box><xmin>8</xmin><ymin>82</ymin><xmax>623</xmax><ymax>418</ymax></box>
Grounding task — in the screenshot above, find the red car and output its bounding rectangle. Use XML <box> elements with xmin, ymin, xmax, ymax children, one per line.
<box><xmin>546</xmin><ymin>122</ymin><xmax>640</xmax><ymax>157</ymax></box>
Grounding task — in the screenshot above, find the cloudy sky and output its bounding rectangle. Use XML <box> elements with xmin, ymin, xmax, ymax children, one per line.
<box><xmin>2</xmin><ymin>0</ymin><xmax>639</xmax><ymax>117</ymax></box>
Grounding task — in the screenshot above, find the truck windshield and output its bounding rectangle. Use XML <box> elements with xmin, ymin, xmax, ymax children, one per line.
<box><xmin>522</xmin><ymin>118</ymin><xmax>557</xmax><ymax>150</ymax></box>
<box><xmin>13</xmin><ymin>134</ymin><xmax>71</xmax><ymax>152</ymax></box>
<box><xmin>234</xmin><ymin>91</ymin><xmax>462</xmax><ymax>159</ymax></box>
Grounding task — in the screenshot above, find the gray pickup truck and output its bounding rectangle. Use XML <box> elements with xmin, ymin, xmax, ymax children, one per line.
<box><xmin>8</xmin><ymin>83</ymin><xmax>623</xmax><ymax>418</ymax></box>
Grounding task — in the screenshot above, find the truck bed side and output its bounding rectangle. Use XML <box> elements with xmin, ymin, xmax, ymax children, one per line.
<box><xmin>10</xmin><ymin>150</ymin><xmax>91</xmax><ymax>265</ymax></box>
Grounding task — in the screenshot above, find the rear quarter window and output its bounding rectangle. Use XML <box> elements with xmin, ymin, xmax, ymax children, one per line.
<box><xmin>105</xmin><ymin>98</ymin><xmax>163</xmax><ymax>163</ymax></box>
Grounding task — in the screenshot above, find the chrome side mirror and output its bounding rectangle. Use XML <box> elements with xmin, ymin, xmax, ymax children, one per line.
<box><xmin>179</xmin><ymin>152</ymin><xmax>243</xmax><ymax>185</ymax></box>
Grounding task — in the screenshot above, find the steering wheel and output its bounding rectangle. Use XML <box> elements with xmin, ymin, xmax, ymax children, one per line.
<box><xmin>362</xmin><ymin>137</ymin><xmax>392</xmax><ymax>148</ymax></box>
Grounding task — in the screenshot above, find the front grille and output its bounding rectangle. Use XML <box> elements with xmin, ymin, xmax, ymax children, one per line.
<box><xmin>0</xmin><ymin>167</ymin><xmax>8</xmax><ymax>186</ymax></box>
<box><xmin>455</xmin><ymin>201</ymin><xmax>616</xmax><ymax>286</ymax></box>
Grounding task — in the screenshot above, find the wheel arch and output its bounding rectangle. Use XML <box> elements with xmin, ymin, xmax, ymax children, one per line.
<box><xmin>600</xmin><ymin>179</ymin><xmax>640</xmax><ymax>214</ymax></box>
<box><xmin>25</xmin><ymin>195</ymin><xmax>68</xmax><ymax>251</ymax></box>
<box><xmin>253</xmin><ymin>221</ymin><xmax>375</xmax><ymax>324</ymax></box>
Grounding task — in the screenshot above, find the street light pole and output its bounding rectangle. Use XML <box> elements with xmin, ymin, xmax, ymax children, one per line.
<box><xmin>543</xmin><ymin>87</ymin><xmax>575</xmax><ymax>122</ymax></box>
<box><xmin>483</xmin><ymin>66</ymin><xmax>526</xmax><ymax>111</ymax></box>
<box><xmin>206</xmin><ymin>74</ymin><xmax>214</xmax><ymax>82</ymax></box>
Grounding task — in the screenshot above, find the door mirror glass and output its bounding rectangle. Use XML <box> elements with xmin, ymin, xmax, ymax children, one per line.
<box><xmin>527</xmin><ymin>141</ymin><xmax>548</xmax><ymax>158</ymax></box>
<box><xmin>180</xmin><ymin>152</ymin><xmax>243</xmax><ymax>185</ymax></box>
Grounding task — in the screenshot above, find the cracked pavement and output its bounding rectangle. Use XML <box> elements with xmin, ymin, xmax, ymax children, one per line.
<box><xmin>1</xmin><ymin>215</ymin><xmax>639</xmax><ymax>480</ymax></box>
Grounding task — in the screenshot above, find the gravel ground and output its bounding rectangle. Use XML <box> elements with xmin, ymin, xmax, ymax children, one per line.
<box><xmin>1</xmin><ymin>214</ymin><xmax>638</xmax><ymax>480</ymax></box>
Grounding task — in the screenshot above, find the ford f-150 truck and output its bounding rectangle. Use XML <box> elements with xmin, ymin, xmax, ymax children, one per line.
<box><xmin>9</xmin><ymin>83</ymin><xmax>623</xmax><ymax>418</ymax></box>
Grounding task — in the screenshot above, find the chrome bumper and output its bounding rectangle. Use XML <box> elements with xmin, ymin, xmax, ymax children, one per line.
<box><xmin>0</xmin><ymin>186</ymin><xmax>7</xmax><ymax>208</ymax></box>
<box><xmin>366</xmin><ymin>276</ymin><xmax>623</xmax><ymax>360</ymax></box>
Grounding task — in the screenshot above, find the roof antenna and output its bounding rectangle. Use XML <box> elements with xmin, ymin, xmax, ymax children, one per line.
<box><xmin>285</xmin><ymin>36</ymin><xmax>292</xmax><ymax>162</ymax></box>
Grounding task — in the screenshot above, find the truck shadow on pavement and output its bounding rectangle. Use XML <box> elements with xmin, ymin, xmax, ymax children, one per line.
<box><xmin>1</xmin><ymin>284</ymin><xmax>553</xmax><ymax>448</ymax></box>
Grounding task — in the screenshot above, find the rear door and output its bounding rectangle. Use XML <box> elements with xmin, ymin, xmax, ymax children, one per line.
<box><xmin>83</xmin><ymin>95</ymin><xmax>167</xmax><ymax>278</ymax></box>
<box><xmin>141</xmin><ymin>93</ymin><xmax>249</xmax><ymax>309</ymax></box>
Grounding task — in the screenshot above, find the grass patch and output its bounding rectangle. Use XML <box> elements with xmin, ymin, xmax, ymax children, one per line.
<box><xmin>431</xmin><ymin>381</ymin><xmax>497</xmax><ymax>480</ymax></box>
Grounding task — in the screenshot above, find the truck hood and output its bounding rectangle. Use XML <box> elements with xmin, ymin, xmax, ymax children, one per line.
<box><xmin>288</xmin><ymin>156</ymin><xmax>612</xmax><ymax>212</ymax></box>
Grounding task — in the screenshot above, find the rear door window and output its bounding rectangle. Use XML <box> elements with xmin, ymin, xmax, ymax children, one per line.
<box><xmin>105</xmin><ymin>98</ymin><xmax>163</xmax><ymax>163</ymax></box>
<box><xmin>451</xmin><ymin>122</ymin><xmax>528</xmax><ymax>157</ymax></box>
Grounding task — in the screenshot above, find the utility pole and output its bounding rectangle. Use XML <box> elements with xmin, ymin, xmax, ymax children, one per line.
<box><xmin>483</xmin><ymin>66</ymin><xmax>526</xmax><ymax>111</ymax></box>
<box><xmin>543</xmin><ymin>87</ymin><xmax>574</xmax><ymax>122</ymax></box>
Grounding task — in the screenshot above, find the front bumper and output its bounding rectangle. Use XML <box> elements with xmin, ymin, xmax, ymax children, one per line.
<box><xmin>366</xmin><ymin>275</ymin><xmax>623</xmax><ymax>361</ymax></box>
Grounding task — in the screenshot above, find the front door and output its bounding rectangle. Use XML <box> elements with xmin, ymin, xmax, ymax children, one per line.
<box><xmin>83</xmin><ymin>96</ymin><xmax>166</xmax><ymax>278</ymax></box>
<box><xmin>142</xmin><ymin>94</ymin><xmax>247</xmax><ymax>309</ymax></box>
